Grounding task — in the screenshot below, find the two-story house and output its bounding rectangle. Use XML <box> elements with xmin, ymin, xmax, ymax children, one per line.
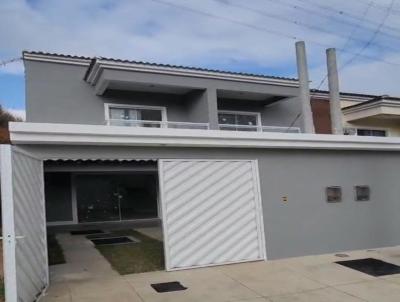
<box><xmin>4</xmin><ymin>50</ymin><xmax>400</xmax><ymax>301</ymax></box>
<box><xmin>311</xmin><ymin>89</ymin><xmax>400</xmax><ymax>136</ymax></box>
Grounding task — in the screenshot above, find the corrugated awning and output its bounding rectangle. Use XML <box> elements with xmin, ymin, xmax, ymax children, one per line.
<box><xmin>44</xmin><ymin>158</ymin><xmax>157</xmax><ymax>162</ymax></box>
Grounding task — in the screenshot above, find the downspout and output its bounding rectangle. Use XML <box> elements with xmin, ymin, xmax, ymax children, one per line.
<box><xmin>295</xmin><ymin>41</ymin><xmax>315</xmax><ymax>133</ymax></box>
<box><xmin>326</xmin><ymin>48</ymin><xmax>343</xmax><ymax>135</ymax></box>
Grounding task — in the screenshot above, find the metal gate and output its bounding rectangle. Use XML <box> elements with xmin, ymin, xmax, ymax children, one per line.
<box><xmin>1</xmin><ymin>145</ymin><xmax>49</xmax><ymax>302</ymax></box>
<box><xmin>158</xmin><ymin>159</ymin><xmax>266</xmax><ymax>271</ymax></box>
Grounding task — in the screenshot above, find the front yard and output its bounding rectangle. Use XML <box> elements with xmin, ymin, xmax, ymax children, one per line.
<box><xmin>95</xmin><ymin>229</ymin><xmax>164</xmax><ymax>274</ymax></box>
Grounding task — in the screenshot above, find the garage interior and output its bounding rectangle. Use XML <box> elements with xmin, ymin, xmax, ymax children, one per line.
<box><xmin>44</xmin><ymin>159</ymin><xmax>166</xmax><ymax>279</ymax></box>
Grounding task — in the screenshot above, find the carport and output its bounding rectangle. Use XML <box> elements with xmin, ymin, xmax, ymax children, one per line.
<box><xmin>0</xmin><ymin>145</ymin><xmax>266</xmax><ymax>301</ymax></box>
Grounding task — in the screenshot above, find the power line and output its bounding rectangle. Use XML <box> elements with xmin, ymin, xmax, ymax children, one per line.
<box><xmin>354</xmin><ymin>0</ymin><xmax>400</xmax><ymax>15</ymax></box>
<box><xmin>338</xmin><ymin>0</ymin><xmax>395</xmax><ymax>71</ymax></box>
<box><xmin>341</xmin><ymin>1</ymin><xmax>374</xmax><ymax>50</ymax></box>
<box><xmin>0</xmin><ymin>57</ymin><xmax>21</xmax><ymax>67</ymax></box>
<box><xmin>219</xmin><ymin>0</ymin><xmax>400</xmax><ymax>54</ymax></box>
<box><xmin>316</xmin><ymin>0</ymin><xmax>374</xmax><ymax>89</ymax></box>
<box><xmin>265</xmin><ymin>0</ymin><xmax>400</xmax><ymax>41</ymax></box>
<box><xmin>150</xmin><ymin>0</ymin><xmax>400</xmax><ymax>66</ymax></box>
<box><xmin>294</xmin><ymin>0</ymin><xmax>400</xmax><ymax>36</ymax></box>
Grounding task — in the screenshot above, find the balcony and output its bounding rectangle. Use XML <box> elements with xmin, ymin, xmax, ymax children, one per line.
<box><xmin>218</xmin><ymin>124</ymin><xmax>301</xmax><ymax>133</ymax></box>
<box><xmin>105</xmin><ymin>119</ymin><xmax>301</xmax><ymax>133</ymax></box>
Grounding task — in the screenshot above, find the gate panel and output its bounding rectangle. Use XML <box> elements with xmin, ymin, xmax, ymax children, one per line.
<box><xmin>1</xmin><ymin>145</ymin><xmax>48</xmax><ymax>302</ymax></box>
<box><xmin>159</xmin><ymin>159</ymin><xmax>266</xmax><ymax>271</ymax></box>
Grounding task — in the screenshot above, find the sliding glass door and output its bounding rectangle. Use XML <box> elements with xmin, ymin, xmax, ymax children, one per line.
<box><xmin>76</xmin><ymin>173</ymin><xmax>158</xmax><ymax>223</ymax></box>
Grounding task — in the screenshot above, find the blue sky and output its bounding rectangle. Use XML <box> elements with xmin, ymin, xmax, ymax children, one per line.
<box><xmin>1</xmin><ymin>0</ymin><xmax>400</xmax><ymax>118</ymax></box>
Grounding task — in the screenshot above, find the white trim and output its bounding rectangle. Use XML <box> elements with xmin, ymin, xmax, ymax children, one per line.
<box><xmin>0</xmin><ymin>145</ymin><xmax>18</xmax><ymax>302</ymax></box>
<box><xmin>104</xmin><ymin>103</ymin><xmax>167</xmax><ymax>125</ymax></box>
<box><xmin>23</xmin><ymin>52</ymin><xmax>90</xmax><ymax>66</ymax></box>
<box><xmin>86</xmin><ymin>60</ymin><xmax>299</xmax><ymax>88</ymax></box>
<box><xmin>157</xmin><ymin>160</ymin><xmax>170</xmax><ymax>271</ymax></box>
<box><xmin>39</xmin><ymin>159</ymin><xmax>50</xmax><ymax>286</ymax></box>
<box><xmin>252</xmin><ymin>160</ymin><xmax>267</xmax><ymax>260</ymax></box>
<box><xmin>10</xmin><ymin>122</ymin><xmax>400</xmax><ymax>151</ymax></box>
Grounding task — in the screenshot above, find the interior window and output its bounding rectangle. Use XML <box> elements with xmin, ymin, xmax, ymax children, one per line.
<box><xmin>218</xmin><ymin>112</ymin><xmax>259</xmax><ymax>131</ymax></box>
<box><xmin>356</xmin><ymin>129</ymin><xmax>386</xmax><ymax>137</ymax></box>
<box><xmin>108</xmin><ymin>106</ymin><xmax>163</xmax><ymax>127</ymax></box>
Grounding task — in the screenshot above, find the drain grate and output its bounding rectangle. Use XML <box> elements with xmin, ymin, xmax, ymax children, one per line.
<box><xmin>86</xmin><ymin>233</ymin><xmax>113</xmax><ymax>240</ymax></box>
<box><xmin>336</xmin><ymin>258</ymin><xmax>400</xmax><ymax>276</ymax></box>
<box><xmin>71</xmin><ymin>229</ymin><xmax>104</xmax><ymax>235</ymax></box>
<box><xmin>90</xmin><ymin>236</ymin><xmax>136</xmax><ymax>246</ymax></box>
<box><xmin>151</xmin><ymin>281</ymin><xmax>187</xmax><ymax>293</ymax></box>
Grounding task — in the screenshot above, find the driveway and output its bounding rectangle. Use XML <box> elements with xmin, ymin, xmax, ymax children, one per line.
<box><xmin>42</xmin><ymin>233</ymin><xmax>400</xmax><ymax>302</ymax></box>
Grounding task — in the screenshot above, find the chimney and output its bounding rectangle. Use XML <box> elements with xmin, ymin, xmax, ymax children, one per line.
<box><xmin>326</xmin><ymin>48</ymin><xmax>343</xmax><ymax>135</ymax></box>
<box><xmin>295</xmin><ymin>41</ymin><xmax>315</xmax><ymax>133</ymax></box>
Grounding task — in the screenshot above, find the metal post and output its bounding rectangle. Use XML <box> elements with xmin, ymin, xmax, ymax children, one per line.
<box><xmin>295</xmin><ymin>41</ymin><xmax>315</xmax><ymax>134</ymax></box>
<box><xmin>326</xmin><ymin>48</ymin><xmax>343</xmax><ymax>135</ymax></box>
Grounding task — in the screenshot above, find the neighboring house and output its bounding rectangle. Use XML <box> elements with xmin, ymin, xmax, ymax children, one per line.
<box><xmin>311</xmin><ymin>89</ymin><xmax>400</xmax><ymax>137</ymax></box>
<box><xmin>4</xmin><ymin>51</ymin><xmax>400</xmax><ymax>301</ymax></box>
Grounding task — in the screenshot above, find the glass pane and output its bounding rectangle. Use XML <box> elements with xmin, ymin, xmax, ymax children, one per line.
<box><xmin>76</xmin><ymin>175</ymin><xmax>120</xmax><ymax>222</ymax></box>
<box><xmin>140</xmin><ymin>109</ymin><xmax>162</xmax><ymax>121</ymax></box>
<box><xmin>118</xmin><ymin>174</ymin><xmax>158</xmax><ymax>220</ymax></box>
<box><xmin>371</xmin><ymin>130</ymin><xmax>386</xmax><ymax>137</ymax></box>
<box><xmin>236</xmin><ymin>114</ymin><xmax>257</xmax><ymax>125</ymax></box>
<box><xmin>357</xmin><ymin>129</ymin><xmax>386</xmax><ymax>137</ymax></box>
<box><xmin>45</xmin><ymin>173</ymin><xmax>73</xmax><ymax>222</ymax></box>
<box><xmin>110</xmin><ymin>108</ymin><xmax>126</xmax><ymax>120</ymax></box>
<box><xmin>218</xmin><ymin>113</ymin><xmax>235</xmax><ymax>125</ymax></box>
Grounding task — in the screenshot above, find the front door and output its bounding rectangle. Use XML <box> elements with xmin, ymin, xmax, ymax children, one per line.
<box><xmin>1</xmin><ymin>145</ymin><xmax>49</xmax><ymax>302</ymax></box>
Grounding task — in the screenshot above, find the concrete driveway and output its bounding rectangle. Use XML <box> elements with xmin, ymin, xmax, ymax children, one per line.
<box><xmin>42</xmin><ymin>234</ymin><xmax>400</xmax><ymax>302</ymax></box>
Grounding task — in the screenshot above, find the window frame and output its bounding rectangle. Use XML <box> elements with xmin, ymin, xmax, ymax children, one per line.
<box><xmin>104</xmin><ymin>103</ymin><xmax>168</xmax><ymax>125</ymax></box>
<box><xmin>218</xmin><ymin>110</ymin><xmax>262</xmax><ymax>129</ymax></box>
<box><xmin>344</xmin><ymin>126</ymin><xmax>388</xmax><ymax>137</ymax></box>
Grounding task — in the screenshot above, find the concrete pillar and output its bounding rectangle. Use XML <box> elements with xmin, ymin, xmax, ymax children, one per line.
<box><xmin>185</xmin><ymin>88</ymin><xmax>219</xmax><ymax>130</ymax></box>
<box><xmin>326</xmin><ymin>48</ymin><xmax>343</xmax><ymax>135</ymax></box>
<box><xmin>295</xmin><ymin>41</ymin><xmax>315</xmax><ymax>133</ymax></box>
<box><xmin>206</xmin><ymin>88</ymin><xmax>219</xmax><ymax>130</ymax></box>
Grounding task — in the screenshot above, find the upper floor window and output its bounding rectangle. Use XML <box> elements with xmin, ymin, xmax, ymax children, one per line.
<box><xmin>218</xmin><ymin>111</ymin><xmax>261</xmax><ymax>131</ymax></box>
<box><xmin>357</xmin><ymin>129</ymin><xmax>386</xmax><ymax>137</ymax></box>
<box><xmin>105</xmin><ymin>104</ymin><xmax>167</xmax><ymax>127</ymax></box>
<box><xmin>344</xmin><ymin>127</ymin><xmax>387</xmax><ymax>137</ymax></box>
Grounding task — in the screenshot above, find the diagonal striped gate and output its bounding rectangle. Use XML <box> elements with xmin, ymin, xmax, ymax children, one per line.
<box><xmin>158</xmin><ymin>159</ymin><xmax>266</xmax><ymax>271</ymax></box>
<box><xmin>1</xmin><ymin>145</ymin><xmax>49</xmax><ymax>302</ymax></box>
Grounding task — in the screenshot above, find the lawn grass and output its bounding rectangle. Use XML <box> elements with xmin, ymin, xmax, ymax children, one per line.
<box><xmin>95</xmin><ymin>229</ymin><xmax>164</xmax><ymax>275</ymax></box>
<box><xmin>47</xmin><ymin>234</ymin><xmax>66</xmax><ymax>266</ymax></box>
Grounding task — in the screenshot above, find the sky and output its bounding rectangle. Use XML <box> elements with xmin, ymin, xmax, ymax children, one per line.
<box><xmin>1</xmin><ymin>0</ymin><xmax>400</xmax><ymax>119</ymax></box>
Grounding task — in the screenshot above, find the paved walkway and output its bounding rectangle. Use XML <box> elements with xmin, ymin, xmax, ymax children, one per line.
<box><xmin>42</xmin><ymin>234</ymin><xmax>400</xmax><ymax>301</ymax></box>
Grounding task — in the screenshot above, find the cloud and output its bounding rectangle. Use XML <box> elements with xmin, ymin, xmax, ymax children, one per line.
<box><xmin>6</xmin><ymin>108</ymin><xmax>26</xmax><ymax>120</ymax></box>
<box><xmin>1</xmin><ymin>0</ymin><xmax>400</xmax><ymax>96</ymax></box>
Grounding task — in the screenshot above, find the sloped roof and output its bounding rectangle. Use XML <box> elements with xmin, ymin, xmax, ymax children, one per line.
<box><xmin>23</xmin><ymin>50</ymin><xmax>297</xmax><ymax>82</ymax></box>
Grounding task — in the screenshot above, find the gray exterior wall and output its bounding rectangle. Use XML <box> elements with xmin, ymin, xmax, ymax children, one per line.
<box><xmin>21</xmin><ymin>144</ymin><xmax>400</xmax><ymax>259</ymax></box>
<box><xmin>25</xmin><ymin>59</ymin><xmax>302</xmax><ymax>130</ymax></box>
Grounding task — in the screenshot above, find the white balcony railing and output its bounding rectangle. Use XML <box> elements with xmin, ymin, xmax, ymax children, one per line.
<box><xmin>106</xmin><ymin>119</ymin><xmax>301</xmax><ymax>133</ymax></box>
<box><xmin>106</xmin><ymin>119</ymin><xmax>210</xmax><ymax>130</ymax></box>
<box><xmin>219</xmin><ymin>124</ymin><xmax>301</xmax><ymax>133</ymax></box>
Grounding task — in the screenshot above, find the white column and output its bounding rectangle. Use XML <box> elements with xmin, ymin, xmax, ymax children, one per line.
<box><xmin>295</xmin><ymin>41</ymin><xmax>315</xmax><ymax>133</ymax></box>
<box><xmin>326</xmin><ymin>48</ymin><xmax>343</xmax><ymax>135</ymax></box>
